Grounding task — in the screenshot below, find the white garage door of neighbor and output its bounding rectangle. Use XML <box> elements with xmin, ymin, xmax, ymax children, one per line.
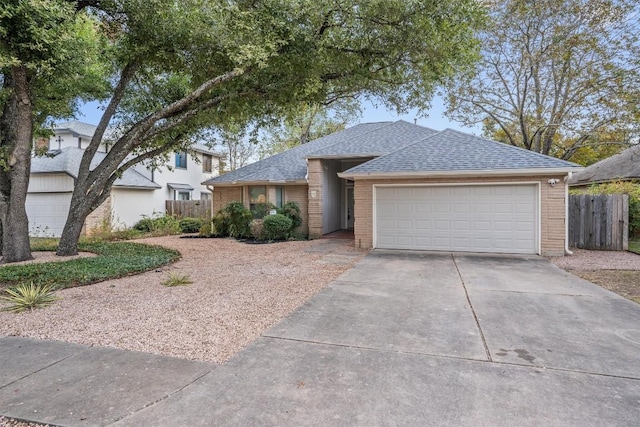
<box><xmin>375</xmin><ymin>185</ymin><xmax>538</xmax><ymax>254</ymax></box>
<box><xmin>25</xmin><ymin>193</ymin><xmax>73</xmax><ymax>237</ymax></box>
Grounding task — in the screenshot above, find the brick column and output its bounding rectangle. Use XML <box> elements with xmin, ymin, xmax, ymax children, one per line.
<box><xmin>307</xmin><ymin>159</ymin><xmax>323</xmax><ymax>239</ymax></box>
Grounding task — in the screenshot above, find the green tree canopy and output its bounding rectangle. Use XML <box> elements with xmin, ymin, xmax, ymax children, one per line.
<box><xmin>0</xmin><ymin>0</ymin><xmax>108</xmax><ymax>262</ymax></box>
<box><xmin>4</xmin><ymin>0</ymin><xmax>485</xmax><ymax>256</ymax></box>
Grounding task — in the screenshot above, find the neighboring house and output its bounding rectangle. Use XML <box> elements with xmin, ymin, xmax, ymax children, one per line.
<box><xmin>27</xmin><ymin>120</ymin><xmax>223</xmax><ymax>236</ymax></box>
<box><xmin>568</xmin><ymin>144</ymin><xmax>640</xmax><ymax>189</ymax></box>
<box><xmin>203</xmin><ymin>120</ymin><xmax>582</xmax><ymax>256</ymax></box>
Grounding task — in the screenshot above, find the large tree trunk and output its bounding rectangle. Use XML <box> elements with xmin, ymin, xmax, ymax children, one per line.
<box><xmin>57</xmin><ymin>182</ymin><xmax>109</xmax><ymax>256</ymax></box>
<box><xmin>56</xmin><ymin>202</ymin><xmax>88</xmax><ymax>256</ymax></box>
<box><xmin>0</xmin><ymin>66</ymin><xmax>34</xmax><ymax>263</ymax></box>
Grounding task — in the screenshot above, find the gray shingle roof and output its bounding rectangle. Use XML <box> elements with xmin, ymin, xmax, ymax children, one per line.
<box><xmin>192</xmin><ymin>143</ymin><xmax>224</xmax><ymax>157</ymax></box>
<box><xmin>31</xmin><ymin>147</ymin><xmax>161</xmax><ymax>189</ymax></box>
<box><xmin>55</xmin><ymin>121</ymin><xmax>223</xmax><ymax>156</ymax></box>
<box><xmin>568</xmin><ymin>144</ymin><xmax>640</xmax><ymax>186</ymax></box>
<box><xmin>55</xmin><ymin>121</ymin><xmax>98</xmax><ymax>138</ymax></box>
<box><xmin>305</xmin><ymin>120</ymin><xmax>438</xmax><ymax>158</ymax></box>
<box><xmin>343</xmin><ymin>129</ymin><xmax>580</xmax><ymax>175</ymax></box>
<box><xmin>203</xmin><ymin>121</ymin><xmax>392</xmax><ymax>185</ymax></box>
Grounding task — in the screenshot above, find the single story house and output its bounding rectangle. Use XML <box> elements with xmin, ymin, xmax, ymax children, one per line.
<box><xmin>568</xmin><ymin>143</ymin><xmax>640</xmax><ymax>189</ymax></box>
<box><xmin>27</xmin><ymin>120</ymin><xmax>223</xmax><ymax>236</ymax></box>
<box><xmin>203</xmin><ymin>120</ymin><xmax>582</xmax><ymax>256</ymax></box>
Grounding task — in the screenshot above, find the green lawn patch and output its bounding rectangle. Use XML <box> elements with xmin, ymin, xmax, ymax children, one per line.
<box><xmin>629</xmin><ymin>238</ymin><xmax>640</xmax><ymax>255</ymax></box>
<box><xmin>1</xmin><ymin>241</ymin><xmax>180</xmax><ymax>290</ymax></box>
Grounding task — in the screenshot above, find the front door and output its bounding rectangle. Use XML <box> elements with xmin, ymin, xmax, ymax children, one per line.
<box><xmin>346</xmin><ymin>186</ymin><xmax>355</xmax><ymax>229</ymax></box>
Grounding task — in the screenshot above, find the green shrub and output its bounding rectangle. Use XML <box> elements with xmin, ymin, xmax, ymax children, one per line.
<box><xmin>262</xmin><ymin>214</ymin><xmax>292</xmax><ymax>241</ymax></box>
<box><xmin>250</xmin><ymin>219</ymin><xmax>264</xmax><ymax>240</ymax></box>
<box><xmin>133</xmin><ymin>213</ymin><xmax>181</xmax><ymax>235</ymax></box>
<box><xmin>251</xmin><ymin>202</ymin><xmax>276</xmax><ymax>219</ymax></box>
<box><xmin>133</xmin><ymin>217</ymin><xmax>154</xmax><ymax>233</ymax></box>
<box><xmin>199</xmin><ymin>221</ymin><xmax>213</xmax><ymax>236</ymax></box>
<box><xmin>213</xmin><ymin>202</ymin><xmax>252</xmax><ymax>238</ymax></box>
<box><xmin>1</xmin><ymin>282</ymin><xmax>58</xmax><ymax>312</ymax></box>
<box><xmin>179</xmin><ymin>217</ymin><xmax>203</xmax><ymax>233</ymax></box>
<box><xmin>279</xmin><ymin>201</ymin><xmax>302</xmax><ymax>229</ymax></box>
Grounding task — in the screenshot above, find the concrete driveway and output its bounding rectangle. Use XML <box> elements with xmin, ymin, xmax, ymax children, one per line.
<box><xmin>115</xmin><ymin>250</ymin><xmax>640</xmax><ymax>426</ymax></box>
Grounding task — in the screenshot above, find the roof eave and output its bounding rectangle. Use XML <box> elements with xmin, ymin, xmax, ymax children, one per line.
<box><xmin>338</xmin><ymin>167</ymin><xmax>583</xmax><ymax>180</ymax></box>
<box><xmin>305</xmin><ymin>153</ymin><xmax>382</xmax><ymax>160</ymax></box>
<box><xmin>202</xmin><ymin>178</ymin><xmax>307</xmax><ymax>187</ymax></box>
<box><xmin>113</xmin><ymin>184</ymin><xmax>161</xmax><ymax>190</ymax></box>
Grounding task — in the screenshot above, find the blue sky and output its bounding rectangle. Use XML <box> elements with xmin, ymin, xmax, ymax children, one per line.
<box><xmin>76</xmin><ymin>95</ymin><xmax>481</xmax><ymax>134</ymax></box>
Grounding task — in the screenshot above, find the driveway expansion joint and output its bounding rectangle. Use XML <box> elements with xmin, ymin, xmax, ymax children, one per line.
<box><xmin>112</xmin><ymin>367</ymin><xmax>216</xmax><ymax>425</ymax></box>
<box><xmin>260</xmin><ymin>335</ymin><xmax>490</xmax><ymax>365</ymax></box>
<box><xmin>451</xmin><ymin>254</ymin><xmax>492</xmax><ymax>362</ymax></box>
<box><xmin>489</xmin><ymin>360</ymin><xmax>640</xmax><ymax>382</ymax></box>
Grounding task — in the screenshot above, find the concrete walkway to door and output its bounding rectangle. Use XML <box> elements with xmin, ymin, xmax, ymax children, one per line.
<box><xmin>1</xmin><ymin>251</ymin><xmax>639</xmax><ymax>426</ymax></box>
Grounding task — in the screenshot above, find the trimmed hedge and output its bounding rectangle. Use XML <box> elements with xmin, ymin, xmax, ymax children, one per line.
<box><xmin>263</xmin><ymin>214</ymin><xmax>292</xmax><ymax>240</ymax></box>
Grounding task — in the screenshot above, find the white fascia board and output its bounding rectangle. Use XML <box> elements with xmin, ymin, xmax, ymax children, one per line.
<box><xmin>338</xmin><ymin>167</ymin><xmax>583</xmax><ymax>179</ymax></box>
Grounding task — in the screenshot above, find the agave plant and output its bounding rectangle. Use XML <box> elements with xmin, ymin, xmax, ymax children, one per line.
<box><xmin>1</xmin><ymin>282</ymin><xmax>58</xmax><ymax>313</ymax></box>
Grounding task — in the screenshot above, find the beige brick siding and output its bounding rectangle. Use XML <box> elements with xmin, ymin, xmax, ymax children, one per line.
<box><xmin>307</xmin><ymin>159</ymin><xmax>323</xmax><ymax>239</ymax></box>
<box><xmin>353</xmin><ymin>175</ymin><xmax>568</xmax><ymax>256</ymax></box>
<box><xmin>84</xmin><ymin>194</ymin><xmax>112</xmax><ymax>236</ymax></box>
<box><xmin>212</xmin><ymin>187</ymin><xmax>243</xmax><ymax>214</ymax></box>
<box><xmin>211</xmin><ymin>184</ymin><xmax>310</xmax><ymax>236</ymax></box>
<box><xmin>284</xmin><ymin>185</ymin><xmax>309</xmax><ymax>236</ymax></box>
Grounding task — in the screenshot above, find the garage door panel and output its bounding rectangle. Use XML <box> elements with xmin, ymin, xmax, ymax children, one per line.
<box><xmin>375</xmin><ymin>185</ymin><xmax>537</xmax><ymax>254</ymax></box>
<box><xmin>26</xmin><ymin>193</ymin><xmax>72</xmax><ymax>237</ymax></box>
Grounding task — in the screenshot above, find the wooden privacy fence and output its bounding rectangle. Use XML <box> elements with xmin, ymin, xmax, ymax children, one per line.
<box><xmin>568</xmin><ymin>194</ymin><xmax>628</xmax><ymax>251</ymax></box>
<box><xmin>165</xmin><ymin>200</ymin><xmax>211</xmax><ymax>219</ymax></box>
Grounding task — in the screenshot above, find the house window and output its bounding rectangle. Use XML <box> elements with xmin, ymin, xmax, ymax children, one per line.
<box><xmin>200</xmin><ymin>192</ymin><xmax>211</xmax><ymax>201</ymax></box>
<box><xmin>275</xmin><ymin>186</ymin><xmax>284</xmax><ymax>208</ymax></box>
<box><xmin>202</xmin><ymin>154</ymin><xmax>212</xmax><ymax>173</ymax></box>
<box><xmin>249</xmin><ymin>186</ymin><xmax>267</xmax><ymax>213</ymax></box>
<box><xmin>175</xmin><ymin>151</ymin><xmax>187</xmax><ymax>169</ymax></box>
<box><xmin>176</xmin><ymin>191</ymin><xmax>191</xmax><ymax>200</ymax></box>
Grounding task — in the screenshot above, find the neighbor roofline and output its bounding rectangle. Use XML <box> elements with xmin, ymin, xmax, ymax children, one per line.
<box><xmin>569</xmin><ymin>177</ymin><xmax>640</xmax><ymax>187</ymax></box>
<box><xmin>30</xmin><ymin>170</ymin><xmax>78</xmax><ymax>179</ymax></box>
<box><xmin>338</xmin><ymin>167</ymin><xmax>583</xmax><ymax>179</ymax></box>
<box><xmin>113</xmin><ymin>184</ymin><xmax>161</xmax><ymax>190</ymax></box>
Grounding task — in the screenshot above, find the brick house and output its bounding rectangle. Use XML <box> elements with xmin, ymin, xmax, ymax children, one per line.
<box><xmin>203</xmin><ymin>121</ymin><xmax>582</xmax><ymax>256</ymax></box>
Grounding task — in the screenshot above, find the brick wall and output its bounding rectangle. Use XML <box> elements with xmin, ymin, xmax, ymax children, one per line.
<box><xmin>212</xmin><ymin>187</ymin><xmax>243</xmax><ymax>214</ymax></box>
<box><xmin>211</xmin><ymin>184</ymin><xmax>310</xmax><ymax>236</ymax></box>
<box><xmin>354</xmin><ymin>175</ymin><xmax>568</xmax><ymax>256</ymax></box>
<box><xmin>84</xmin><ymin>194</ymin><xmax>112</xmax><ymax>236</ymax></box>
<box><xmin>307</xmin><ymin>159</ymin><xmax>323</xmax><ymax>239</ymax></box>
<box><xmin>284</xmin><ymin>185</ymin><xmax>309</xmax><ymax>236</ymax></box>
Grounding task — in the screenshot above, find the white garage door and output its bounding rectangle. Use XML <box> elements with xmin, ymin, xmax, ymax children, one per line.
<box><xmin>375</xmin><ymin>185</ymin><xmax>538</xmax><ymax>254</ymax></box>
<box><xmin>25</xmin><ymin>193</ymin><xmax>72</xmax><ymax>237</ymax></box>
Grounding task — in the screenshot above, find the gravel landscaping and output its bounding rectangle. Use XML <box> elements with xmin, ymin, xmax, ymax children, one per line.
<box><xmin>0</xmin><ymin>236</ymin><xmax>365</xmax><ymax>363</ymax></box>
<box><xmin>550</xmin><ymin>248</ymin><xmax>640</xmax><ymax>304</ymax></box>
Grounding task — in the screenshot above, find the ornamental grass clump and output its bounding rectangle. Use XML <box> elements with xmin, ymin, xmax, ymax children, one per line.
<box><xmin>162</xmin><ymin>272</ymin><xmax>193</xmax><ymax>287</ymax></box>
<box><xmin>1</xmin><ymin>282</ymin><xmax>58</xmax><ymax>313</ymax></box>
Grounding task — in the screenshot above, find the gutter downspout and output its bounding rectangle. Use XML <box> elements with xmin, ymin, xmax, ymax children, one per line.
<box><xmin>564</xmin><ymin>173</ymin><xmax>573</xmax><ymax>255</ymax></box>
<box><xmin>206</xmin><ymin>185</ymin><xmax>215</xmax><ymax>220</ymax></box>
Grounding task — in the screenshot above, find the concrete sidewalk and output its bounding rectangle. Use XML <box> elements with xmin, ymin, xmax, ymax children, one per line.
<box><xmin>0</xmin><ymin>337</ymin><xmax>214</xmax><ymax>425</ymax></box>
<box><xmin>1</xmin><ymin>251</ymin><xmax>640</xmax><ymax>426</ymax></box>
